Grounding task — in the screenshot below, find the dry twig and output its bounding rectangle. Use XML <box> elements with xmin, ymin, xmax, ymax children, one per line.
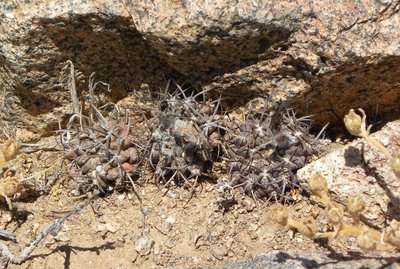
<box><xmin>0</xmin><ymin>192</ymin><xmax>97</xmax><ymax>267</ymax></box>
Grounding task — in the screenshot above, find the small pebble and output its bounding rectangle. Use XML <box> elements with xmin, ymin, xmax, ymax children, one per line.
<box><xmin>164</xmin><ymin>237</ymin><xmax>176</xmax><ymax>248</ymax></box>
<box><xmin>142</xmin><ymin>207</ymin><xmax>150</xmax><ymax>216</ymax></box>
<box><xmin>160</xmin><ymin>207</ymin><xmax>168</xmax><ymax>215</ymax></box>
<box><xmin>210</xmin><ymin>245</ymin><xmax>229</xmax><ymax>260</ymax></box>
<box><xmin>105</xmin><ymin>223</ymin><xmax>118</xmax><ymax>233</ymax></box>
<box><xmin>117</xmin><ymin>193</ymin><xmax>126</xmax><ymax>202</ymax></box>
<box><xmin>136</xmin><ymin>236</ymin><xmax>154</xmax><ymax>256</ymax></box>
<box><xmin>165</xmin><ymin>216</ymin><xmax>176</xmax><ymax>228</ymax></box>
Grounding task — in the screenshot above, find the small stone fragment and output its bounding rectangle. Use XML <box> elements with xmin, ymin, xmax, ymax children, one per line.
<box><xmin>210</xmin><ymin>245</ymin><xmax>229</xmax><ymax>260</ymax></box>
<box><xmin>165</xmin><ymin>216</ymin><xmax>176</xmax><ymax>231</ymax></box>
<box><xmin>106</xmin><ymin>168</ymin><xmax>119</xmax><ymax>181</ymax></box>
<box><xmin>136</xmin><ymin>236</ymin><xmax>154</xmax><ymax>256</ymax></box>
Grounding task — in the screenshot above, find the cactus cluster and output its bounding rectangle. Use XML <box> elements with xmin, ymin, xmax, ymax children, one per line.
<box><xmin>62</xmin><ymin>105</ymin><xmax>142</xmax><ymax>195</ymax></box>
<box><xmin>223</xmin><ymin>105</ymin><xmax>321</xmax><ymax>201</ymax></box>
<box><xmin>60</xmin><ymin>64</ymin><xmax>323</xmax><ymax>201</ymax></box>
<box><xmin>147</xmin><ymin>84</ymin><xmax>226</xmax><ymax>186</ymax></box>
<box><xmin>60</xmin><ymin>71</ymin><xmax>144</xmax><ymax>195</ymax></box>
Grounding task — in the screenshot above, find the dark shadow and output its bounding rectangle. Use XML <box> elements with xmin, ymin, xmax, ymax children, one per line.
<box><xmin>13</xmin><ymin>92</ymin><xmax>62</xmax><ymax>117</ymax></box>
<box><xmin>14</xmin><ymin>14</ymin><xmax>294</xmax><ymax>119</ymax></box>
<box><xmin>13</xmin><ymin>13</ymin><xmax>177</xmax><ymax>116</ymax></box>
<box><xmin>290</xmin><ymin>55</ymin><xmax>400</xmax><ymax>130</ymax></box>
<box><xmin>3</xmin><ymin>9</ymin><xmax>400</xmax><ymax>132</ymax></box>
<box><xmin>2</xmin><ymin>206</ymin><xmax>32</xmax><ymax>232</ymax></box>
<box><xmin>141</xmin><ymin>21</ymin><xmax>293</xmax><ymax>83</ymax></box>
<box><xmin>344</xmin><ymin>146</ymin><xmax>363</xmax><ymax>167</ymax></box>
<box><xmin>212</xmin><ymin>250</ymin><xmax>400</xmax><ymax>269</ymax></box>
<box><xmin>219</xmin><ymin>198</ymin><xmax>238</xmax><ymax>214</ymax></box>
<box><xmin>26</xmin><ymin>241</ymin><xmax>115</xmax><ymax>269</ymax></box>
<box><xmin>274</xmin><ymin>251</ymin><xmax>399</xmax><ymax>269</ymax></box>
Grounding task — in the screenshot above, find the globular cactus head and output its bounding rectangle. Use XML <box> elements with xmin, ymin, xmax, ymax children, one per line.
<box><xmin>147</xmin><ymin>83</ymin><xmax>226</xmax><ymax>185</ymax></box>
<box><xmin>62</xmin><ymin>104</ymin><xmax>143</xmax><ymax>195</ymax></box>
<box><xmin>224</xmin><ymin>103</ymin><xmax>322</xmax><ymax>201</ymax></box>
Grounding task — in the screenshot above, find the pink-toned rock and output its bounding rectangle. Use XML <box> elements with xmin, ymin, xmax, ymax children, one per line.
<box><xmin>1</xmin><ymin>0</ymin><xmax>400</xmax><ymax>133</ymax></box>
<box><xmin>298</xmin><ymin>120</ymin><xmax>400</xmax><ymax>228</ymax></box>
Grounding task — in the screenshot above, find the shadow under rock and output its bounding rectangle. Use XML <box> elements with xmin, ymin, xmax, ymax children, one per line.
<box><xmin>190</xmin><ymin>250</ymin><xmax>399</xmax><ymax>269</ymax></box>
<box><xmin>275</xmin><ymin>250</ymin><xmax>399</xmax><ymax>269</ymax></box>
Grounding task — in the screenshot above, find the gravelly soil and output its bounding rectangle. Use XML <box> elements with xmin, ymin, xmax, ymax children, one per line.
<box><xmin>0</xmin><ymin>178</ymin><xmax>397</xmax><ymax>269</ymax></box>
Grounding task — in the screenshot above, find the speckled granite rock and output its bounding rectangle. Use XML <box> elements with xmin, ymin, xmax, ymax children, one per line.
<box><xmin>125</xmin><ymin>0</ymin><xmax>400</xmax><ymax>125</ymax></box>
<box><xmin>1</xmin><ymin>1</ymin><xmax>400</xmax><ymax>132</ymax></box>
<box><xmin>181</xmin><ymin>250</ymin><xmax>399</xmax><ymax>269</ymax></box>
<box><xmin>298</xmin><ymin>120</ymin><xmax>400</xmax><ymax>228</ymax></box>
<box><xmin>0</xmin><ymin>0</ymin><xmax>174</xmax><ymax>133</ymax></box>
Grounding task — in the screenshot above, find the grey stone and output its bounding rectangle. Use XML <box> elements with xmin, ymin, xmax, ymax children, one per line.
<box><xmin>1</xmin><ymin>1</ymin><xmax>400</xmax><ymax>134</ymax></box>
<box><xmin>179</xmin><ymin>250</ymin><xmax>398</xmax><ymax>269</ymax></box>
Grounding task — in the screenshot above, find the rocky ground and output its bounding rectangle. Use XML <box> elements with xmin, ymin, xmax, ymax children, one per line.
<box><xmin>1</xmin><ymin>1</ymin><xmax>400</xmax><ymax>268</ymax></box>
<box><xmin>1</xmin><ymin>178</ymin><xmax>398</xmax><ymax>269</ymax></box>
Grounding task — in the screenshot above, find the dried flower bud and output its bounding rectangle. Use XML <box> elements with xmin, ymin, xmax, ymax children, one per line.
<box><xmin>390</xmin><ymin>153</ymin><xmax>400</xmax><ymax>179</ymax></box>
<box><xmin>271</xmin><ymin>204</ymin><xmax>289</xmax><ymax>226</ymax></box>
<box><xmin>308</xmin><ymin>173</ymin><xmax>328</xmax><ymax>197</ymax></box>
<box><xmin>327</xmin><ymin>204</ymin><xmax>344</xmax><ymax>226</ymax></box>
<box><xmin>298</xmin><ymin>217</ymin><xmax>316</xmax><ymax>238</ymax></box>
<box><xmin>343</xmin><ymin>109</ymin><xmax>368</xmax><ymax>138</ymax></box>
<box><xmin>347</xmin><ymin>195</ymin><xmax>365</xmax><ymax>220</ymax></box>
<box><xmin>0</xmin><ymin>139</ymin><xmax>19</xmax><ymax>164</ymax></box>
<box><xmin>357</xmin><ymin>229</ymin><xmax>377</xmax><ymax>251</ymax></box>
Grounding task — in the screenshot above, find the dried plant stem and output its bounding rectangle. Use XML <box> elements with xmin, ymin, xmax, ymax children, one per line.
<box><xmin>336</xmin><ymin>224</ymin><xmax>379</xmax><ymax>239</ymax></box>
<box><xmin>66</xmin><ymin>60</ymin><xmax>80</xmax><ymax>115</ymax></box>
<box><xmin>0</xmin><ymin>193</ymin><xmax>96</xmax><ymax>266</ymax></box>
<box><xmin>365</xmin><ymin>136</ymin><xmax>391</xmax><ymax>159</ymax></box>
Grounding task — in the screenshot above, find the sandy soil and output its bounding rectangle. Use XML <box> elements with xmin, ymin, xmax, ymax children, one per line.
<box><xmin>0</xmin><ymin>170</ymin><xmax>397</xmax><ymax>269</ymax></box>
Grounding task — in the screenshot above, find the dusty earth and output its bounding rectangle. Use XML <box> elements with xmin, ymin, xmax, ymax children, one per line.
<box><xmin>0</xmin><ymin>180</ymin><xmax>389</xmax><ymax>269</ymax></box>
<box><xmin>0</xmin><ymin>148</ymin><xmax>398</xmax><ymax>269</ymax></box>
